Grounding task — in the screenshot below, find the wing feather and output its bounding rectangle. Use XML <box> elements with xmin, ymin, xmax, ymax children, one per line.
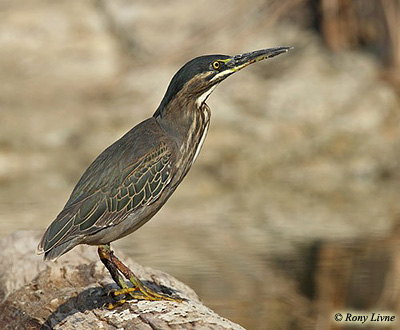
<box><xmin>38</xmin><ymin>141</ymin><xmax>172</xmax><ymax>254</ymax></box>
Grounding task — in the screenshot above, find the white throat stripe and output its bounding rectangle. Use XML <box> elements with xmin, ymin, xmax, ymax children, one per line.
<box><xmin>196</xmin><ymin>85</ymin><xmax>217</xmax><ymax>107</ymax></box>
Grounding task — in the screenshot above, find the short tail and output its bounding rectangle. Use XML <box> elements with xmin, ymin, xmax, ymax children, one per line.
<box><xmin>37</xmin><ymin>235</ymin><xmax>80</xmax><ymax>261</ymax></box>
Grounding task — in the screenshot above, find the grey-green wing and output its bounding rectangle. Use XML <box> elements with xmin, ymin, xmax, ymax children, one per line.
<box><xmin>38</xmin><ymin>142</ymin><xmax>172</xmax><ymax>255</ymax></box>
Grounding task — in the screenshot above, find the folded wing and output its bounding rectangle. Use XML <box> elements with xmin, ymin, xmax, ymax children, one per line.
<box><xmin>37</xmin><ymin>142</ymin><xmax>172</xmax><ymax>257</ymax></box>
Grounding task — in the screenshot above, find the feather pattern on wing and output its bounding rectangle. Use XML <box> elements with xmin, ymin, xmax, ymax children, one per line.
<box><xmin>39</xmin><ymin>142</ymin><xmax>172</xmax><ymax>254</ymax></box>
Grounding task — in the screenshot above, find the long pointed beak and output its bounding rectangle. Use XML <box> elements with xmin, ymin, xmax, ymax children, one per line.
<box><xmin>210</xmin><ymin>46</ymin><xmax>293</xmax><ymax>83</ymax></box>
<box><xmin>230</xmin><ymin>46</ymin><xmax>293</xmax><ymax>71</ymax></box>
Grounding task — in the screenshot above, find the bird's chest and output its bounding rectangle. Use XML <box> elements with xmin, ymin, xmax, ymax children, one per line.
<box><xmin>176</xmin><ymin>105</ymin><xmax>210</xmax><ymax>176</ymax></box>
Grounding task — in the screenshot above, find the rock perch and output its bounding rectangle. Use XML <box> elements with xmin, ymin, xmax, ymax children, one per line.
<box><xmin>0</xmin><ymin>231</ymin><xmax>245</xmax><ymax>330</ymax></box>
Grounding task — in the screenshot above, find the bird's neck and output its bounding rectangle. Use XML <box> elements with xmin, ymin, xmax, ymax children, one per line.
<box><xmin>155</xmin><ymin>96</ymin><xmax>211</xmax><ymax>172</ymax></box>
<box><xmin>155</xmin><ymin>96</ymin><xmax>209</xmax><ymax>142</ymax></box>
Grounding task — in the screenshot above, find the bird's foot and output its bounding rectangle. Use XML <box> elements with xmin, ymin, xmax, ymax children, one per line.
<box><xmin>98</xmin><ymin>244</ymin><xmax>182</xmax><ymax>308</ymax></box>
<box><xmin>112</xmin><ymin>284</ymin><xmax>182</xmax><ymax>302</ymax></box>
<box><xmin>105</xmin><ymin>283</ymin><xmax>182</xmax><ymax>309</ymax></box>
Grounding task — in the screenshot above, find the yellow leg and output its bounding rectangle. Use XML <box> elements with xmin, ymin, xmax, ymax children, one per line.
<box><xmin>98</xmin><ymin>245</ymin><xmax>140</xmax><ymax>308</ymax></box>
<box><xmin>98</xmin><ymin>244</ymin><xmax>182</xmax><ymax>307</ymax></box>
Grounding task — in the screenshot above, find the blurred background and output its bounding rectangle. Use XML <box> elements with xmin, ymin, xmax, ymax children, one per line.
<box><xmin>1</xmin><ymin>0</ymin><xmax>400</xmax><ymax>329</ymax></box>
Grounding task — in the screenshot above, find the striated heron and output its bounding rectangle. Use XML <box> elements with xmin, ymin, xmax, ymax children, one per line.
<box><xmin>37</xmin><ymin>47</ymin><xmax>292</xmax><ymax>307</ymax></box>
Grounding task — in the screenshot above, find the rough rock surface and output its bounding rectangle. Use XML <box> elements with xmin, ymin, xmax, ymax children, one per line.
<box><xmin>0</xmin><ymin>231</ymin><xmax>245</xmax><ymax>330</ymax></box>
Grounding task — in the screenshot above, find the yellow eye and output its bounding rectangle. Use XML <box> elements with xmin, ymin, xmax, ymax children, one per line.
<box><xmin>212</xmin><ymin>61</ymin><xmax>220</xmax><ymax>70</ymax></box>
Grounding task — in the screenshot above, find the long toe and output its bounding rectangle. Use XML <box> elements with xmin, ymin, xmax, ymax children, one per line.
<box><xmin>111</xmin><ymin>287</ymin><xmax>140</xmax><ymax>297</ymax></box>
<box><xmin>139</xmin><ymin>285</ymin><xmax>183</xmax><ymax>302</ymax></box>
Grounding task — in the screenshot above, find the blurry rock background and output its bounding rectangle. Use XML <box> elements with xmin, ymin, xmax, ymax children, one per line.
<box><xmin>0</xmin><ymin>0</ymin><xmax>399</xmax><ymax>329</ymax></box>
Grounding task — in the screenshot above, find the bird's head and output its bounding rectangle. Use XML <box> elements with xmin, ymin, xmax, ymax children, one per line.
<box><xmin>155</xmin><ymin>47</ymin><xmax>293</xmax><ymax>117</ymax></box>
